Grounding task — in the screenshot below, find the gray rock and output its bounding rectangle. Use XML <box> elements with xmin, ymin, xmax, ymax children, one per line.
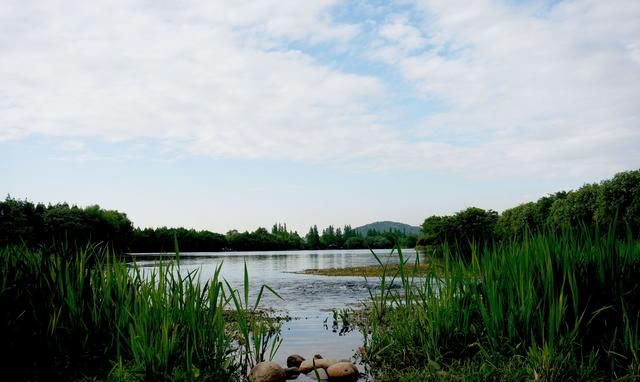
<box><xmin>287</xmin><ymin>354</ymin><xmax>305</xmax><ymax>368</ymax></box>
<box><xmin>249</xmin><ymin>361</ymin><xmax>286</xmax><ymax>382</ymax></box>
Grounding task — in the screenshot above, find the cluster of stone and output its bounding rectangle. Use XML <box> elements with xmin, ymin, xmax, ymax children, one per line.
<box><xmin>248</xmin><ymin>353</ymin><xmax>359</xmax><ymax>382</ymax></box>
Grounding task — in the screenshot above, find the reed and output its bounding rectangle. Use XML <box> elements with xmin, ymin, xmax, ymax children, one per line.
<box><xmin>363</xmin><ymin>228</ymin><xmax>640</xmax><ymax>381</ymax></box>
<box><xmin>0</xmin><ymin>244</ymin><xmax>280</xmax><ymax>381</ymax></box>
<box><xmin>225</xmin><ymin>261</ymin><xmax>283</xmax><ymax>374</ymax></box>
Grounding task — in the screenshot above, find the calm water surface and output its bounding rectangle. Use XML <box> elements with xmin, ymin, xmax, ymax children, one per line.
<box><xmin>132</xmin><ymin>249</ymin><xmax>416</xmax><ymax>371</ymax></box>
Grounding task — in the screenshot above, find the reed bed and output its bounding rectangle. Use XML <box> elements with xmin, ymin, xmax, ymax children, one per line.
<box><xmin>363</xmin><ymin>228</ymin><xmax>640</xmax><ymax>381</ymax></box>
<box><xmin>0</xmin><ymin>244</ymin><xmax>281</xmax><ymax>381</ymax></box>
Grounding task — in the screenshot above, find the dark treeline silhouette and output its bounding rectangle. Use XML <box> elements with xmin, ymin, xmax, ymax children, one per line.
<box><xmin>0</xmin><ymin>200</ymin><xmax>416</xmax><ymax>252</ymax></box>
<box><xmin>129</xmin><ymin>227</ymin><xmax>227</xmax><ymax>252</ymax></box>
<box><xmin>418</xmin><ymin>169</ymin><xmax>640</xmax><ymax>257</ymax></box>
<box><xmin>0</xmin><ymin>199</ymin><xmax>134</xmax><ymax>250</ymax></box>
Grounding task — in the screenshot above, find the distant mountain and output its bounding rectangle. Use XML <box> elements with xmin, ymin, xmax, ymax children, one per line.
<box><xmin>354</xmin><ymin>221</ymin><xmax>421</xmax><ymax>235</ymax></box>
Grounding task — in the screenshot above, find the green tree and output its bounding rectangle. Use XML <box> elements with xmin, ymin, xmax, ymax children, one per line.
<box><xmin>595</xmin><ymin>170</ymin><xmax>640</xmax><ymax>233</ymax></box>
<box><xmin>305</xmin><ymin>225</ymin><xmax>321</xmax><ymax>249</ymax></box>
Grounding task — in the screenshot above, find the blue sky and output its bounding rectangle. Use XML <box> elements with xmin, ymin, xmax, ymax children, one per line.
<box><xmin>2</xmin><ymin>0</ymin><xmax>639</xmax><ymax>234</ymax></box>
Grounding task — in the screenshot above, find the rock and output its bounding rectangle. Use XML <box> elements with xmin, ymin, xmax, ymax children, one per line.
<box><xmin>326</xmin><ymin>362</ymin><xmax>358</xmax><ymax>381</ymax></box>
<box><xmin>298</xmin><ymin>359</ymin><xmax>337</xmax><ymax>374</ymax></box>
<box><xmin>287</xmin><ymin>354</ymin><xmax>305</xmax><ymax>368</ymax></box>
<box><xmin>298</xmin><ymin>360</ymin><xmax>314</xmax><ymax>374</ymax></box>
<box><xmin>315</xmin><ymin>359</ymin><xmax>338</xmax><ymax>369</ymax></box>
<box><xmin>248</xmin><ymin>361</ymin><xmax>286</xmax><ymax>382</ymax></box>
<box><xmin>285</xmin><ymin>366</ymin><xmax>300</xmax><ymax>379</ymax></box>
<box><xmin>298</xmin><ymin>360</ymin><xmax>313</xmax><ymax>374</ymax></box>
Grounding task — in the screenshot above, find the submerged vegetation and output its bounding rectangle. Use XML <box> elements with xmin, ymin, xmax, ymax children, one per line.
<box><xmin>0</xmin><ymin>244</ymin><xmax>281</xmax><ymax>381</ymax></box>
<box><xmin>363</xmin><ymin>228</ymin><xmax>640</xmax><ymax>381</ymax></box>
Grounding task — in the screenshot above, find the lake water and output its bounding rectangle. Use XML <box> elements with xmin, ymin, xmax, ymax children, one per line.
<box><xmin>132</xmin><ymin>248</ymin><xmax>415</xmax><ymax>379</ymax></box>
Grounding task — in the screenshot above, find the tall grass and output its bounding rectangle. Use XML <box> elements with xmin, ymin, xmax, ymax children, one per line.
<box><xmin>0</xmin><ymin>244</ymin><xmax>280</xmax><ymax>381</ymax></box>
<box><xmin>363</xmin><ymin>228</ymin><xmax>640</xmax><ymax>381</ymax></box>
<box><xmin>225</xmin><ymin>261</ymin><xmax>283</xmax><ymax>374</ymax></box>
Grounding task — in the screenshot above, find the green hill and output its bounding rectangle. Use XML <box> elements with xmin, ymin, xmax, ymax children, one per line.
<box><xmin>354</xmin><ymin>221</ymin><xmax>421</xmax><ymax>235</ymax></box>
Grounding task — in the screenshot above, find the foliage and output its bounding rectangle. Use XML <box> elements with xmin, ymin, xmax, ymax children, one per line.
<box><xmin>363</xmin><ymin>229</ymin><xmax>640</xmax><ymax>381</ymax></box>
<box><xmin>0</xmin><ymin>198</ymin><xmax>133</xmax><ymax>250</ymax></box>
<box><xmin>130</xmin><ymin>227</ymin><xmax>227</xmax><ymax>252</ymax></box>
<box><xmin>419</xmin><ymin>207</ymin><xmax>498</xmax><ymax>256</ymax></box>
<box><xmin>305</xmin><ymin>225</ymin><xmax>322</xmax><ymax>249</ymax></box>
<box><xmin>226</xmin><ymin>225</ymin><xmax>304</xmax><ymax>251</ymax></box>
<box><xmin>224</xmin><ymin>262</ymin><xmax>283</xmax><ymax>374</ymax></box>
<box><xmin>305</xmin><ymin>223</ymin><xmax>415</xmax><ymax>250</ymax></box>
<box><xmin>0</xmin><ymin>244</ymin><xmax>281</xmax><ymax>381</ymax></box>
<box><xmin>420</xmin><ymin>169</ymin><xmax>640</xmax><ymax>256</ymax></box>
<box><xmin>596</xmin><ymin>170</ymin><xmax>640</xmax><ymax>232</ymax></box>
<box><xmin>1</xmin><ymin>197</ymin><xmax>416</xmax><ymax>252</ymax></box>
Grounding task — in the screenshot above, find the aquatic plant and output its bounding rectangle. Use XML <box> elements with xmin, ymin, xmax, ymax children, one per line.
<box><xmin>225</xmin><ymin>261</ymin><xmax>283</xmax><ymax>374</ymax></box>
<box><xmin>363</xmin><ymin>227</ymin><xmax>640</xmax><ymax>381</ymax></box>
<box><xmin>0</xmin><ymin>244</ymin><xmax>281</xmax><ymax>381</ymax></box>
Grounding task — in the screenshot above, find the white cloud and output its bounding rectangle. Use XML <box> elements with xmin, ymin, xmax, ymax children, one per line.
<box><xmin>0</xmin><ymin>0</ymin><xmax>386</xmax><ymax>162</ymax></box>
<box><xmin>378</xmin><ymin>14</ymin><xmax>427</xmax><ymax>52</ymax></box>
<box><xmin>382</xmin><ymin>0</ymin><xmax>640</xmax><ymax>177</ymax></box>
<box><xmin>1</xmin><ymin>0</ymin><xmax>639</xmax><ymax>179</ymax></box>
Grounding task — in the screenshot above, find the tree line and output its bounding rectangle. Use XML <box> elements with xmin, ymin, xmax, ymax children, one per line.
<box><xmin>418</xmin><ymin>169</ymin><xmax>640</xmax><ymax>256</ymax></box>
<box><xmin>0</xmin><ymin>200</ymin><xmax>416</xmax><ymax>252</ymax></box>
<box><xmin>304</xmin><ymin>224</ymin><xmax>418</xmax><ymax>250</ymax></box>
<box><xmin>0</xmin><ymin>200</ymin><xmax>134</xmax><ymax>250</ymax></box>
<box><xmin>2</xmin><ymin>169</ymin><xmax>637</xmax><ymax>254</ymax></box>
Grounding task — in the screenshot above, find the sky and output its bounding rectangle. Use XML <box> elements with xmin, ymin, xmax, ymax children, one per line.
<box><xmin>1</xmin><ymin>0</ymin><xmax>639</xmax><ymax>234</ymax></box>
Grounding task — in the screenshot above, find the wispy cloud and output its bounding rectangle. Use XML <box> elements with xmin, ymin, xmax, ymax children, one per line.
<box><xmin>375</xmin><ymin>0</ymin><xmax>640</xmax><ymax>177</ymax></box>
<box><xmin>1</xmin><ymin>0</ymin><xmax>638</xmax><ymax>179</ymax></box>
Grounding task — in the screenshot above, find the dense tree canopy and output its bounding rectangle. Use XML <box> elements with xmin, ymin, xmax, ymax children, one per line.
<box><xmin>419</xmin><ymin>169</ymin><xmax>640</xmax><ymax>257</ymax></box>
<box><xmin>0</xmin><ymin>198</ymin><xmax>133</xmax><ymax>250</ymax></box>
<box><xmin>129</xmin><ymin>227</ymin><xmax>227</xmax><ymax>252</ymax></box>
<box><xmin>418</xmin><ymin>207</ymin><xmax>498</xmax><ymax>255</ymax></box>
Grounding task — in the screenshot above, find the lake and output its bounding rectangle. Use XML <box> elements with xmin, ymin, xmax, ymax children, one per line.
<box><xmin>132</xmin><ymin>248</ymin><xmax>415</xmax><ymax>378</ymax></box>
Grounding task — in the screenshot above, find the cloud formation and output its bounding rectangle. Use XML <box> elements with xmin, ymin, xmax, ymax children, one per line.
<box><xmin>1</xmin><ymin>0</ymin><xmax>639</xmax><ymax>178</ymax></box>
<box><xmin>378</xmin><ymin>0</ymin><xmax>640</xmax><ymax>176</ymax></box>
<box><xmin>0</xmin><ymin>0</ymin><xmax>387</xmax><ymax>161</ymax></box>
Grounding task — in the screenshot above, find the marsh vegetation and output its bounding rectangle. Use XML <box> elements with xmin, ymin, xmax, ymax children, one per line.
<box><xmin>361</xmin><ymin>228</ymin><xmax>640</xmax><ymax>381</ymax></box>
<box><xmin>2</xmin><ymin>169</ymin><xmax>639</xmax><ymax>381</ymax></box>
<box><xmin>0</xmin><ymin>244</ymin><xmax>283</xmax><ymax>381</ymax></box>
